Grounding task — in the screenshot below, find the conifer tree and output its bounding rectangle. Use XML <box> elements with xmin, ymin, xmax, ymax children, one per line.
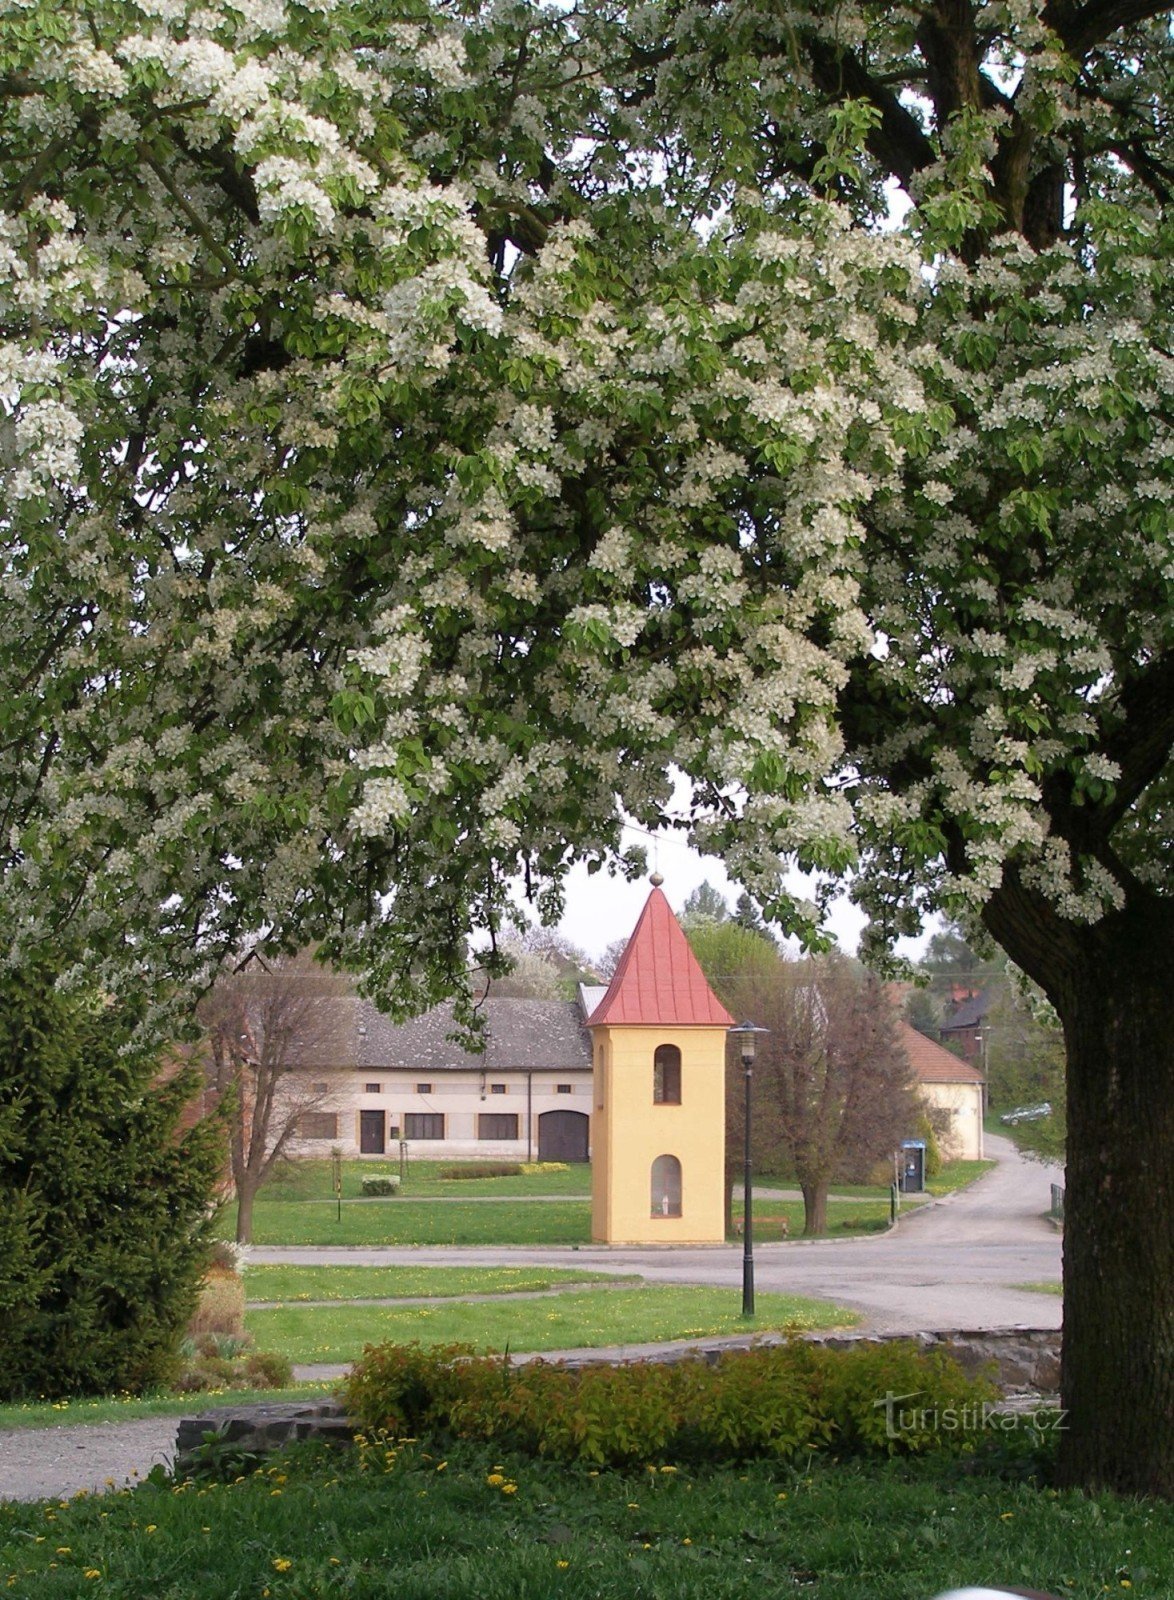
<box><xmin>0</xmin><ymin>966</ymin><xmax>222</xmax><ymax>1399</ymax></box>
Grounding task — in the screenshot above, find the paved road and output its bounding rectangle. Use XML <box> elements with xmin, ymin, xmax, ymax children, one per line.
<box><xmin>0</xmin><ymin>1135</ymin><xmax>1061</xmax><ymax>1504</ymax></box>
<box><xmin>257</xmin><ymin>1134</ymin><xmax>1063</xmax><ymax>1338</ymax></box>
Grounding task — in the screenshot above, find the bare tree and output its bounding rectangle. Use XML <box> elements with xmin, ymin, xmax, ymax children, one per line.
<box><xmin>730</xmin><ymin>956</ymin><xmax>920</xmax><ymax>1237</ymax></box>
<box><xmin>199</xmin><ymin>951</ymin><xmax>351</xmax><ymax>1243</ymax></box>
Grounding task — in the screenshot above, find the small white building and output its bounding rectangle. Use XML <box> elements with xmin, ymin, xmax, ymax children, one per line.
<box><xmin>287</xmin><ymin>996</ymin><xmax>594</xmax><ymax>1163</ymax></box>
<box><xmin>897</xmin><ymin>1020</ymin><xmax>986</xmax><ymax>1160</ymax></box>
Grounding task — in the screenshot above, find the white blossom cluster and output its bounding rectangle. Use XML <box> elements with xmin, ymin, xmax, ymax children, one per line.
<box><xmin>0</xmin><ymin>0</ymin><xmax>1169</xmax><ymax>1012</ymax></box>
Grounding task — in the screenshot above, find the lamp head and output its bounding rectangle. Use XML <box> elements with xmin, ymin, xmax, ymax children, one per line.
<box><xmin>728</xmin><ymin>1021</ymin><xmax>769</xmax><ymax>1063</ymax></box>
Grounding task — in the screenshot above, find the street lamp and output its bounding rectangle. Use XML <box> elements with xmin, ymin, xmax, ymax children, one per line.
<box><xmin>728</xmin><ymin>1021</ymin><xmax>769</xmax><ymax>1318</ymax></box>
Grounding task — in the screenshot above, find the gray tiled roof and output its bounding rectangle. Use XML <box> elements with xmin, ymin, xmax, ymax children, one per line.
<box><xmin>288</xmin><ymin>996</ymin><xmax>592</xmax><ymax>1072</ymax></box>
<box><xmin>940</xmin><ymin>989</ymin><xmax>992</xmax><ymax>1032</ymax></box>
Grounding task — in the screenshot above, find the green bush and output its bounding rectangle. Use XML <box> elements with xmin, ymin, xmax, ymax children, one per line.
<box><xmin>360</xmin><ymin>1176</ymin><xmax>401</xmax><ymax>1196</ymax></box>
<box><xmin>0</xmin><ymin>962</ymin><xmax>223</xmax><ymax>1400</ymax></box>
<box><xmin>343</xmin><ymin>1339</ymin><xmax>999</xmax><ymax>1467</ymax></box>
<box><xmin>438</xmin><ymin>1162</ymin><xmax>523</xmax><ymax>1180</ymax></box>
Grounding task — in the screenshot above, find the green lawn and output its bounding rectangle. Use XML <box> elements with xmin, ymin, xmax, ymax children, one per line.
<box><xmin>3</xmin><ymin>1437</ymin><xmax>1168</xmax><ymax>1599</ymax></box>
<box><xmin>263</xmin><ymin>1157</ymin><xmax>590</xmax><ymax>1202</ymax></box>
<box><xmin>222</xmin><ymin>1199</ymin><xmax>594</xmax><ymax>1246</ymax></box>
<box><xmin>0</xmin><ymin>1384</ymin><xmax>337</xmax><ymax>1434</ymax></box>
<box><xmin>246</xmin><ymin>1285</ymin><xmax>856</xmax><ymax>1364</ymax></box>
<box><xmin>244</xmin><ymin>1264</ymin><xmax>633</xmax><ymax>1303</ymax></box>
<box><xmin>732</xmin><ymin>1199</ymin><xmax>899</xmax><ymax>1238</ymax></box>
<box><xmin>225</xmin><ymin>1157</ymin><xmax>994</xmax><ymax>1246</ymax></box>
<box><xmin>926</xmin><ymin>1158</ymin><xmax>996</xmax><ymax>1195</ymax></box>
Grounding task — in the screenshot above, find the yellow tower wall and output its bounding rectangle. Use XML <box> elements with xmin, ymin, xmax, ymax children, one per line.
<box><xmin>590</xmin><ymin>1024</ymin><xmax>727</xmax><ymax>1244</ymax></box>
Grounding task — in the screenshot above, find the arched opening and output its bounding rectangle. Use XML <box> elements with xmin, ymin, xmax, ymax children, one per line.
<box><xmin>653</xmin><ymin>1043</ymin><xmax>681</xmax><ymax>1104</ymax></box>
<box><xmin>651</xmin><ymin>1154</ymin><xmax>682</xmax><ymax>1218</ymax></box>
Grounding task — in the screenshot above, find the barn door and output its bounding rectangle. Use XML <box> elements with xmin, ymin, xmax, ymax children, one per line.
<box><xmin>537</xmin><ymin>1109</ymin><xmax>589</xmax><ymax>1163</ymax></box>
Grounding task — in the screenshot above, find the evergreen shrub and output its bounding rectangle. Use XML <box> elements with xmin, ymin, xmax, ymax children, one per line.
<box><xmin>360</xmin><ymin>1176</ymin><xmax>401</xmax><ymax>1196</ymax></box>
<box><xmin>0</xmin><ymin>963</ymin><xmax>223</xmax><ymax>1399</ymax></box>
<box><xmin>343</xmin><ymin>1339</ymin><xmax>999</xmax><ymax>1466</ymax></box>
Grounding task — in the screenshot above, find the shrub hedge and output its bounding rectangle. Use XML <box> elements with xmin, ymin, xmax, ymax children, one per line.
<box><xmin>437</xmin><ymin>1163</ymin><xmax>523</xmax><ymax>1179</ymax></box>
<box><xmin>342</xmin><ymin>1339</ymin><xmax>998</xmax><ymax>1466</ymax></box>
<box><xmin>360</xmin><ymin>1176</ymin><xmax>401</xmax><ymax>1196</ymax></box>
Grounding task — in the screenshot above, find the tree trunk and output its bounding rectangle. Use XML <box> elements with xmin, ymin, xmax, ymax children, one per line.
<box><xmin>235</xmin><ymin>1183</ymin><xmax>256</xmax><ymax>1246</ymax></box>
<box><xmin>1052</xmin><ymin>912</ymin><xmax>1174</xmax><ymax>1497</ymax></box>
<box><xmin>800</xmin><ymin>1180</ymin><xmax>828</xmax><ymax>1237</ymax></box>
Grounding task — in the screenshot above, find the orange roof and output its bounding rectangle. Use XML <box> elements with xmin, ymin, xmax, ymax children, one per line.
<box><xmin>897</xmin><ymin>1020</ymin><xmax>985</xmax><ymax>1084</ymax></box>
<box><xmin>587</xmin><ymin>887</ymin><xmax>734</xmax><ymax>1028</ymax></box>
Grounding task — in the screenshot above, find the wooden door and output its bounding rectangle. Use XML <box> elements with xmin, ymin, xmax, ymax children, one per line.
<box><xmin>537</xmin><ymin>1109</ymin><xmax>589</xmax><ymax>1163</ymax></box>
<box><xmin>359</xmin><ymin>1109</ymin><xmax>386</xmax><ymax>1154</ymax></box>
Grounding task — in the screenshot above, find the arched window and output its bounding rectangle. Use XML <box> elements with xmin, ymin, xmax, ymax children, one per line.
<box><xmin>653</xmin><ymin>1043</ymin><xmax>681</xmax><ymax>1104</ymax></box>
<box><xmin>650</xmin><ymin>1154</ymin><xmax>682</xmax><ymax>1218</ymax></box>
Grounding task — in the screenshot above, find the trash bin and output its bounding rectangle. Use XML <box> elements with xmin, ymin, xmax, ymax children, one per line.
<box><xmin>899</xmin><ymin>1138</ymin><xmax>926</xmax><ymax>1194</ymax></box>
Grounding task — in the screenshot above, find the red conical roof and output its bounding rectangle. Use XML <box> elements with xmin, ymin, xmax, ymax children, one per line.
<box><xmin>587</xmin><ymin>887</ymin><xmax>734</xmax><ymax>1028</ymax></box>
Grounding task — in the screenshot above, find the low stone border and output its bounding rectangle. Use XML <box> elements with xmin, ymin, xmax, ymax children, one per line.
<box><xmin>175</xmin><ymin>1326</ymin><xmax>1061</xmax><ymax>1475</ymax></box>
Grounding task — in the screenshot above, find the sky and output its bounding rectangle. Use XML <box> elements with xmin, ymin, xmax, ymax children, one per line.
<box><xmin>527</xmin><ymin>823</ymin><xmax>920</xmax><ymax>964</ymax></box>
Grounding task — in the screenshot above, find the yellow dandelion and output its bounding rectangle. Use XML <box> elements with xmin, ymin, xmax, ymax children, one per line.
<box><xmin>682</xmin><ymin>1538</ymin><xmax>692</xmax><ymax>1546</ymax></box>
<box><xmin>145</xmin><ymin>1525</ymin><xmax>157</xmax><ymax>1534</ymax></box>
<box><xmin>502</xmin><ymin>1483</ymin><xmax>517</xmax><ymax>1495</ymax></box>
<box><xmin>1000</xmin><ymin>1512</ymin><xmax>1014</xmax><ymax>1521</ymax></box>
<box><xmin>272</xmin><ymin>1557</ymin><xmax>292</xmax><ymax>1572</ymax></box>
<box><xmin>486</xmin><ymin>1473</ymin><xmax>505</xmax><ymax>1487</ymax></box>
<box><xmin>54</xmin><ymin>1548</ymin><xmax>71</xmax><ymax>1556</ymax></box>
<box><xmin>83</xmin><ymin>1570</ymin><xmax>101</xmax><ymax>1581</ymax></box>
<box><xmin>556</xmin><ymin>1561</ymin><xmax>569</xmax><ymax>1570</ymax></box>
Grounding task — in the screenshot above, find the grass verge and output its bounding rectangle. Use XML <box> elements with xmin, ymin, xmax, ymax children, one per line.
<box><xmin>1013</xmin><ymin>1281</ymin><xmax>1063</xmax><ymax>1296</ymax></box>
<box><xmin>732</xmin><ymin>1199</ymin><xmax>900</xmax><ymax>1239</ymax></box>
<box><xmin>2</xmin><ymin>1437</ymin><xmax>1167</xmax><ymax>1598</ymax></box>
<box><xmin>926</xmin><ymin>1158</ymin><xmax>996</xmax><ymax>1196</ymax></box>
<box><xmin>246</xmin><ymin>1285</ymin><xmax>856</xmax><ymax>1364</ymax></box>
<box><xmin>0</xmin><ymin>1384</ymin><xmax>337</xmax><ymax>1434</ymax></box>
<box><xmin>244</xmin><ymin>1264</ymin><xmax>635</xmax><ymax>1302</ymax></box>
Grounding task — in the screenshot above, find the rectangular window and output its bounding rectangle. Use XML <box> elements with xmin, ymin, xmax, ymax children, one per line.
<box><xmin>415</xmin><ymin>1082</ymin><xmax>432</xmax><ymax>1095</ymax></box>
<box><xmin>477</xmin><ymin>1113</ymin><xmax>519</xmax><ymax>1140</ymax></box>
<box><xmin>404</xmin><ymin>1113</ymin><xmax>444</xmax><ymax>1140</ymax></box>
<box><xmin>490</xmin><ymin>1083</ymin><xmax>507</xmax><ymax>1095</ymax></box>
<box><xmin>364</xmin><ymin>1082</ymin><xmax>381</xmax><ymax>1094</ymax></box>
<box><xmin>556</xmin><ymin>1084</ymin><xmax>573</xmax><ymax>1094</ymax></box>
<box><xmin>297</xmin><ymin>1112</ymin><xmax>338</xmax><ymax>1140</ymax></box>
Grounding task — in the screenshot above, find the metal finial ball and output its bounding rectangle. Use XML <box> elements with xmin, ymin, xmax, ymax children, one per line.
<box><xmin>650</xmin><ymin>870</ymin><xmax>665</xmax><ymax>887</ymax></box>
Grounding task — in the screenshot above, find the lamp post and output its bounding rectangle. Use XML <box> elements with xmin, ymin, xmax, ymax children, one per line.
<box><xmin>729</xmin><ymin>1022</ymin><xmax>769</xmax><ymax>1318</ymax></box>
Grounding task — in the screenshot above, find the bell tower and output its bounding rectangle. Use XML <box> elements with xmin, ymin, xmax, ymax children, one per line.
<box><xmin>586</xmin><ymin>882</ymin><xmax>732</xmax><ymax>1244</ymax></box>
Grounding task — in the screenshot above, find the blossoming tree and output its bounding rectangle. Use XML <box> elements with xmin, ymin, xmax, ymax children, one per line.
<box><xmin>0</xmin><ymin>0</ymin><xmax>1170</xmax><ymax>1492</ymax></box>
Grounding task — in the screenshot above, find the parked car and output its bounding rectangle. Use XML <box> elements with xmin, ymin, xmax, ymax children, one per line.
<box><xmin>1000</xmin><ymin>1102</ymin><xmax>1052</xmax><ymax>1125</ymax></box>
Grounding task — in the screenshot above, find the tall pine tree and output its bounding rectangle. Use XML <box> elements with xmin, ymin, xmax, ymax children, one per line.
<box><xmin>0</xmin><ymin>965</ymin><xmax>222</xmax><ymax>1398</ymax></box>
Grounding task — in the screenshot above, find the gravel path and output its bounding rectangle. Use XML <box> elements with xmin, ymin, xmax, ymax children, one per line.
<box><xmin>0</xmin><ymin>1419</ymin><xmax>178</xmax><ymax>1505</ymax></box>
